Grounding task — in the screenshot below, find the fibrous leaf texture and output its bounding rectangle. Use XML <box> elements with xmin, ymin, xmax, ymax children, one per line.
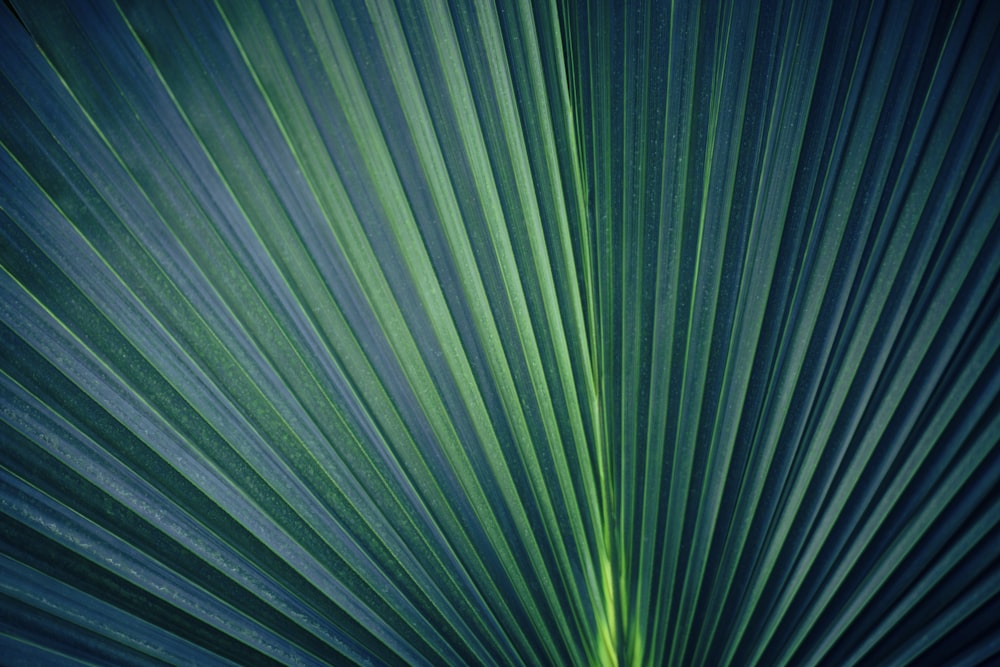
<box><xmin>1</xmin><ymin>0</ymin><xmax>998</xmax><ymax>665</ymax></box>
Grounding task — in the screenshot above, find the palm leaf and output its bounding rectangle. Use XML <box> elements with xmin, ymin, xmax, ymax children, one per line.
<box><xmin>1</xmin><ymin>0</ymin><xmax>998</xmax><ymax>665</ymax></box>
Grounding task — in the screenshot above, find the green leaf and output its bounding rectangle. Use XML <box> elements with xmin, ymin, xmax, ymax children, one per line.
<box><xmin>2</xmin><ymin>0</ymin><xmax>998</xmax><ymax>665</ymax></box>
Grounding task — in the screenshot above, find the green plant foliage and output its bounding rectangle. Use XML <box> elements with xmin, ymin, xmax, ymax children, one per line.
<box><xmin>1</xmin><ymin>0</ymin><xmax>998</xmax><ymax>665</ymax></box>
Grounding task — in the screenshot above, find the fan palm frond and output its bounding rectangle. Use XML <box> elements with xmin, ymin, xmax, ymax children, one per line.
<box><xmin>2</xmin><ymin>0</ymin><xmax>998</xmax><ymax>665</ymax></box>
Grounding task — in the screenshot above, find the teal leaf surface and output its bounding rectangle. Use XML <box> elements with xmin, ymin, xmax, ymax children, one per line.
<box><xmin>2</xmin><ymin>0</ymin><xmax>998</xmax><ymax>665</ymax></box>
